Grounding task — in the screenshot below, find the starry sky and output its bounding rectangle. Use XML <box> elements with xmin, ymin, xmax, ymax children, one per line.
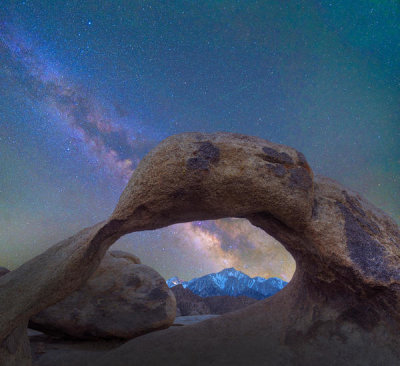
<box><xmin>0</xmin><ymin>1</ymin><xmax>399</xmax><ymax>282</ymax></box>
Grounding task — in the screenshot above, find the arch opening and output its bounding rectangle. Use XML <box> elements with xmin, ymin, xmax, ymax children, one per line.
<box><xmin>113</xmin><ymin>217</ymin><xmax>296</xmax><ymax>316</ymax></box>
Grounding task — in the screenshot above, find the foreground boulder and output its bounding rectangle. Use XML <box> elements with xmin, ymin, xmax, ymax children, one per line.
<box><xmin>1</xmin><ymin>132</ymin><xmax>399</xmax><ymax>366</ymax></box>
<box><xmin>30</xmin><ymin>250</ymin><xmax>176</xmax><ymax>339</ymax></box>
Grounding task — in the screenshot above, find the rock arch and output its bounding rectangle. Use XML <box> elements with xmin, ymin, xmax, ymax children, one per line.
<box><xmin>1</xmin><ymin>132</ymin><xmax>399</xmax><ymax>365</ymax></box>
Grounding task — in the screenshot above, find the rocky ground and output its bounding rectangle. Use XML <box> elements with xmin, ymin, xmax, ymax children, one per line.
<box><xmin>30</xmin><ymin>316</ymin><xmax>220</xmax><ymax>366</ymax></box>
<box><xmin>30</xmin><ymin>330</ymin><xmax>122</xmax><ymax>366</ymax></box>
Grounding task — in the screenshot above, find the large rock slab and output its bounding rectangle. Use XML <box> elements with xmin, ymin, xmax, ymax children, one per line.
<box><xmin>1</xmin><ymin>132</ymin><xmax>399</xmax><ymax>366</ymax></box>
<box><xmin>96</xmin><ymin>133</ymin><xmax>400</xmax><ymax>365</ymax></box>
<box><xmin>30</xmin><ymin>250</ymin><xmax>176</xmax><ymax>339</ymax></box>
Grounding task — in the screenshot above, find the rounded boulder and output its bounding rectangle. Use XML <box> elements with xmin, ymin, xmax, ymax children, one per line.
<box><xmin>29</xmin><ymin>250</ymin><xmax>176</xmax><ymax>339</ymax></box>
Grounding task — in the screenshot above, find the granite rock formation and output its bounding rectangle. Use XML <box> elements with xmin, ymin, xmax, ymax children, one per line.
<box><xmin>171</xmin><ymin>284</ymin><xmax>258</xmax><ymax>316</ymax></box>
<box><xmin>29</xmin><ymin>250</ymin><xmax>176</xmax><ymax>339</ymax></box>
<box><xmin>1</xmin><ymin>132</ymin><xmax>399</xmax><ymax>366</ymax></box>
<box><xmin>0</xmin><ymin>223</ymin><xmax>119</xmax><ymax>366</ymax></box>
<box><xmin>0</xmin><ymin>268</ymin><xmax>31</xmax><ymax>366</ymax></box>
<box><xmin>203</xmin><ymin>294</ymin><xmax>259</xmax><ymax>315</ymax></box>
<box><xmin>170</xmin><ymin>285</ymin><xmax>210</xmax><ymax>316</ymax></box>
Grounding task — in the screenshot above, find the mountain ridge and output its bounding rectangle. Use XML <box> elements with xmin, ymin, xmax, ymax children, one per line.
<box><xmin>166</xmin><ymin>268</ymin><xmax>287</xmax><ymax>300</ymax></box>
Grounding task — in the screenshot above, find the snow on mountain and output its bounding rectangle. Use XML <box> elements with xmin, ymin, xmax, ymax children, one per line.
<box><xmin>166</xmin><ymin>276</ymin><xmax>187</xmax><ymax>288</ymax></box>
<box><xmin>166</xmin><ymin>268</ymin><xmax>287</xmax><ymax>300</ymax></box>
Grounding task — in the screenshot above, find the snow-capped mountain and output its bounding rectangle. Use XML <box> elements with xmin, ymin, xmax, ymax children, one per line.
<box><xmin>166</xmin><ymin>276</ymin><xmax>187</xmax><ymax>288</ymax></box>
<box><xmin>166</xmin><ymin>268</ymin><xmax>287</xmax><ymax>300</ymax></box>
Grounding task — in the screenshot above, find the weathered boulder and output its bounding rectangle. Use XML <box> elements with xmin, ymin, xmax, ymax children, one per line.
<box><xmin>1</xmin><ymin>132</ymin><xmax>399</xmax><ymax>366</ymax></box>
<box><xmin>30</xmin><ymin>250</ymin><xmax>176</xmax><ymax>339</ymax></box>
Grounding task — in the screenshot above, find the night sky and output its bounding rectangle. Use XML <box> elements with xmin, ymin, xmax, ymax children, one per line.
<box><xmin>1</xmin><ymin>1</ymin><xmax>399</xmax><ymax>282</ymax></box>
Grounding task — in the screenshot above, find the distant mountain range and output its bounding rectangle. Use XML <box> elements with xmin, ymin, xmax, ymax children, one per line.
<box><xmin>166</xmin><ymin>268</ymin><xmax>287</xmax><ymax>300</ymax></box>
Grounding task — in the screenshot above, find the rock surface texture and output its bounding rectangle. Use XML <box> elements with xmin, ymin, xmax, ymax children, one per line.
<box><xmin>171</xmin><ymin>284</ymin><xmax>258</xmax><ymax>316</ymax></box>
<box><xmin>203</xmin><ymin>294</ymin><xmax>259</xmax><ymax>315</ymax></box>
<box><xmin>0</xmin><ymin>268</ymin><xmax>31</xmax><ymax>366</ymax></box>
<box><xmin>1</xmin><ymin>132</ymin><xmax>399</xmax><ymax>366</ymax></box>
<box><xmin>171</xmin><ymin>285</ymin><xmax>211</xmax><ymax>316</ymax></box>
<box><xmin>29</xmin><ymin>250</ymin><xmax>176</xmax><ymax>339</ymax></box>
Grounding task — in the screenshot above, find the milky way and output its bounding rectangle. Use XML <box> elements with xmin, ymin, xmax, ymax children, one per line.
<box><xmin>174</xmin><ymin>220</ymin><xmax>295</xmax><ymax>281</ymax></box>
<box><xmin>0</xmin><ymin>21</ymin><xmax>296</xmax><ymax>281</ymax></box>
<box><xmin>1</xmin><ymin>21</ymin><xmax>157</xmax><ymax>182</ymax></box>
<box><xmin>1</xmin><ymin>1</ymin><xmax>398</xmax><ymax>282</ymax></box>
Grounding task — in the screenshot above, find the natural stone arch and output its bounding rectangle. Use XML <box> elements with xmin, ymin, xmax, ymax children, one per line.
<box><xmin>0</xmin><ymin>132</ymin><xmax>399</xmax><ymax>366</ymax></box>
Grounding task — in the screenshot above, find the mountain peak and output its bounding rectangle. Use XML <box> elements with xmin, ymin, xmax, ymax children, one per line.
<box><xmin>220</xmin><ymin>267</ymin><xmax>240</xmax><ymax>274</ymax></box>
<box><xmin>166</xmin><ymin>268</ymin><xmax>287</xmax><ymax>300</ymax></box>
<box><xmin>166</xmin><ymin>276</ymin><xmax>187</xmax><ymax>288</ymax></box>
